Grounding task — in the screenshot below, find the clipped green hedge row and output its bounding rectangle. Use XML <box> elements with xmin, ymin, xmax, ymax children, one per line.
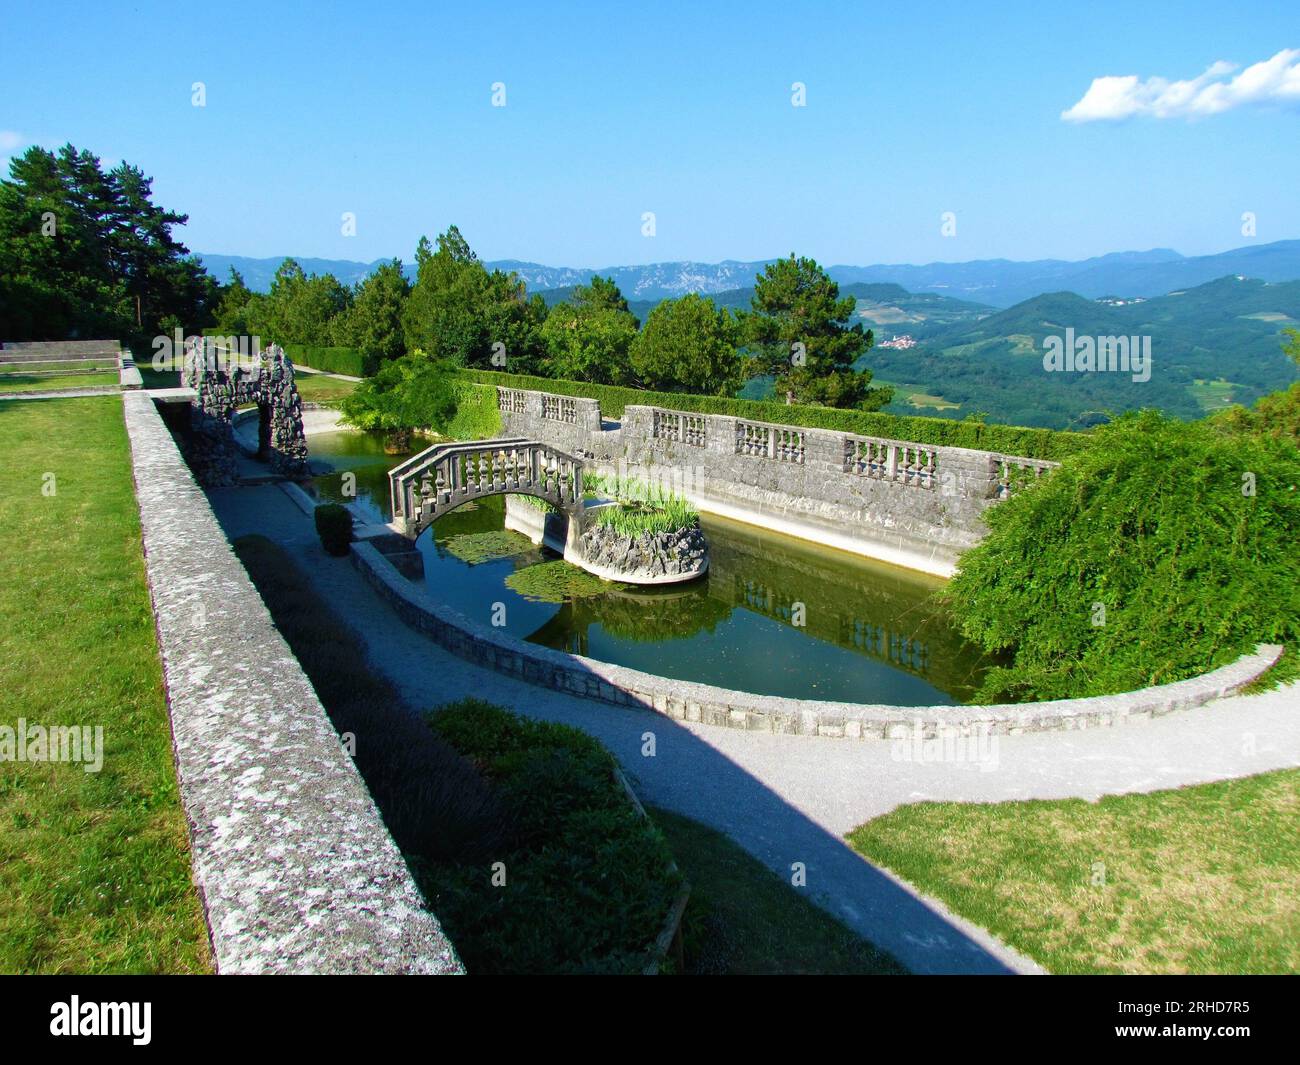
<box><xmin>446</xmin><ymin>379</ymin><xmax>502</xmax><ymax>440</ymax></box>
<box><xmin>281</xmin><ymin>344</ymin><xmax>374</xmax><ymax>377</ymax></box>
<box><xmin>455</xmin><ymin>368</ymin><xmax>1091</xmax><ymax>460</ymax></box>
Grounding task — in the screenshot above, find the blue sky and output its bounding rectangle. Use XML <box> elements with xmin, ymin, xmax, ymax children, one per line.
<box><xmin>2</xmin><ymin>0</ymin><xmax>1297</xmax><ymax>268</ymax></box>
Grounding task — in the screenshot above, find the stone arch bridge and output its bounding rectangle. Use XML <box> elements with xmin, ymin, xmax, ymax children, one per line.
<box><xmin>389</xmin><ymin>438</ymin><xmax>585</xmax><ymax>539</ymax></box>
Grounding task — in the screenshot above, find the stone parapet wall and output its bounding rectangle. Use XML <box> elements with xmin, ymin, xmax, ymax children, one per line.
<box><xmin>123</xmin><ymin>392</ymin><xmax>461</xmax><ymax>974</ymax></box>
<box><xmin>495</xmin><ymin>387</ymin><xmax>1057</xmax><ymax>575</ymax></box>
<box><xmin>353</xmin><ymin>537</ymin><xmax>1280</xmax><ymax>741</ymax></box>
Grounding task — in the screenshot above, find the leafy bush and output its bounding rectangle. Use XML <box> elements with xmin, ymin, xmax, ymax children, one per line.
<box><xmin>1213</xmin><ymin>381</ymin><xmax>1300</xmax><ymax>449</ymax></box>
<box><xmin>444</xmin><ymin>377</ymin><xmax>502</xmax><ymax>439</ymax></box>
<box><xmin>281</xmin><ymin>343</ymin><xmax>373</xmax><ymax>377</ymax></box>
<box><xmin>456</xmin><ymin>367</ymin><xmax>1089</xmax><ymax>460</ymax></box>
<box><xmin>425</xmin><ymin>699</ymin><xmax>682</xmax><ymax>974</ymax></box>
<box><xmin>946</xmin><ymin>410</ymin><xmax>1300</xmax><ymax>702</ymax></box>
<box><xmin>339</xmin><ymin>352</ymin><xmax>459</xmax><ymax>434</ymax></box>
<box><xmin>313</xmin><ymin>503</ymin><xmax>353</xmax><ymax>556</ymax></box>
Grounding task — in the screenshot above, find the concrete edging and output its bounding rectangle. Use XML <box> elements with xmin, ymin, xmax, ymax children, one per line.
<box><xmin>122</xmin><ymin>391</ymin><xmax>462</xmax><ymax>974</ymax></box>
<box><xmin>351</xmin><ymin>538</ymin><xmax>1282</xmax><ymax>741</ymax></box>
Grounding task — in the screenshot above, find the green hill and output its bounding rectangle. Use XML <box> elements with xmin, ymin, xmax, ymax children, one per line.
<box><xmin>860</xmin><ymin>277</ymin><xmax>1300</xmax><ymax>429</ymax></box>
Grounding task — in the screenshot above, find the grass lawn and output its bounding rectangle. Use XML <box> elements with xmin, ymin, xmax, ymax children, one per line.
<box><xmin>0</xmin><ymin>396</ymin><xmax>211</xmax><ymax>973</ymax></box>
<box><xmin>0</xmin><ymin>360</ymin><xmax>117</xmax><ymax>374</ymax></box>
<box><xmin>136</xmin><ymin>366</ymin><xmax>179</xmax><ymax>390</ymax></box>
<box><xmin>294</xmin><ymin>372</ymin><xmax>358</xmax><ymax>404</ymax></box>
<box><xmin>848</xmin><ymin>769</ymin><xmax>1300</xmax><ymax>974</ymax></box>
<box><xmin>649</xmin><ymin>807</ymin><xmax>905</xmax><ymax>974</ymax></box>
<box><xmin>0</xmin><ymin>373</ymin><xmax>118</xmax><ymax>394</ymax></box>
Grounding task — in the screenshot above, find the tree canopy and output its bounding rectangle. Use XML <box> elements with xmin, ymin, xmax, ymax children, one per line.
<box><xmin>0</xmin><ymin>143</ymin><xmax>216</xmax><ymax>342</ymax></box>
<box><xmin>948</xmin><ymin>406</ymin><xmax>1300</xmax><ymax>702</ymax></box>
<box><xmin>541</xmin><ymin>279</ymin><xmax>639</xmax><ymax>385</ymax></box>
<box><xmin>629</xmin><ymin>293</ymin><xmax>742</xmax><ymax>394</ymax></box>
<box><xmin>738</xmin><ymin>254</ymin><xmax>890</xmax><ymax>410</ymax></box>
<box><xmin>401</xmin><ymin>225</ymin><xmax>546</xmax><ymax>371</ymax></box>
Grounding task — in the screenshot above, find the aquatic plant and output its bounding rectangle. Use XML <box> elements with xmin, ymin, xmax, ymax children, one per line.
<box><xmin>441</xmin><ymin>530</ymin><xmax>535</xmax><ymax>565</ymax></box>
<box><xmin>504</xmin><ymin>560</ymin><xmax>618</xmax><ymax>602</ymax></box>
<box><xmin>583</xmin><ymin>472</ymin><xmax>700</xmax><ymax>537</ymax></box>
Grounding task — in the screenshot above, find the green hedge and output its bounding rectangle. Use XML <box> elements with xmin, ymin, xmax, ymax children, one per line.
<box><xmin>456</xmin><ymin>368</ymin><xmax>1091</xmax><ymax>460</ymax></box>
<box><xmin>281</xmin><ymin>344</ymin><xmax>373</xmax><ymax>377</ymax></box>
<box><xmin>446</xmin><ymin>379</ymin><xmax>502</xmax><ymax>440</ymax></box>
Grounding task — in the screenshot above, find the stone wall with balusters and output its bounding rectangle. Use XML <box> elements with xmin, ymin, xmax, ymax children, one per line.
<box><xmin>495</xmin><ymin>386</ymin><xmax>1060</xmax><ymax>575</ymax></box>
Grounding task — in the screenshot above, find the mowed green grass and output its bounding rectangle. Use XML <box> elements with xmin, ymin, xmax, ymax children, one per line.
<box><xmin>294</xmin><ymin>372</ymin><xmax>358</xmax><ymax>404</ymax></box>
<box><xmin>0</xmin><ymin>373</ymin><xmax>118</xmax><ymax>394</ymax></box>
<box><xmin>0</xmin><ymin>360</ymin><xmax>116</xmax><ymax>374</ymax></box>
<box><xmin>848</xmin><ymin>769</ymin><xmax>1300</xmax><ymax>974</ymax></box>
<box><xmin>649</xmin><ymin>807</ymin><xmax>905</xmax><ymax>974</ymax></box>
<box><xmin>0</xmin><ymin>396</ymin><xmax>211</xmax><ymax>973</ymax></box>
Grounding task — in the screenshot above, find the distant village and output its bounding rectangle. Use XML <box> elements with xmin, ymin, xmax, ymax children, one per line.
<box><xmin>878</xmin><ymin>334</ymin><xmax>918</xmax><ymax>349</ymax></box>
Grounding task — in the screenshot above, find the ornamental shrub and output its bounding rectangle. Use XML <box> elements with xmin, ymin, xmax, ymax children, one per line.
<box><xmin>313</xmin><ymin>502</ymin><xmax>353</xmax><ymax>556</ymax></box>
<box><xmin>946</xmin><ymin>409</ymin><xmax>1300</xmax><ymax>702</ymax></box>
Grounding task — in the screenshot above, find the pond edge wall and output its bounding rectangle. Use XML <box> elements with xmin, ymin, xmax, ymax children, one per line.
<box><xmin>123</xmin><ymin>392</ymin><xmax>462</xmax><ymax>974</ymax></box>
<box><xmin>495</xmin><ymin>387</ymin><xmax>1060</xmax><ymax>577</ymax></box>
<box><xmin>351</xmin><ymin>536</ymin><xmax>1281</xmax><ymax>741</ymax></box>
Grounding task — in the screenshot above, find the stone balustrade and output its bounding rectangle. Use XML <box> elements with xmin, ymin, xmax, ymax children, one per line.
<box><xmin>495</xmin><ymin>386</ymin><xmax>1061</xmax><ymax>575</ymax></box>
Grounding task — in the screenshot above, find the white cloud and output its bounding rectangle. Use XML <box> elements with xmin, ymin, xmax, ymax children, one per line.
<box><xmin>0</xmin><ymin>130</ymin><xmax>25</xmax><ymax>151</ymax></box>
<box><xmin>1062</xmin><ymin>48</ymin><xmax>1300</xmax><ymax>122</ymax></box>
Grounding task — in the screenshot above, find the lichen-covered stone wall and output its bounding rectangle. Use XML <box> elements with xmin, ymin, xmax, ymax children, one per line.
<box><xmin>184</xmin><ymin>342</ymin><xmax>307</xmax><ymax>486</ymax></box>
<box><xmin>124</xmin><ymin>391</ymin><xmax>460</xmax><ymax>973</ymax></box>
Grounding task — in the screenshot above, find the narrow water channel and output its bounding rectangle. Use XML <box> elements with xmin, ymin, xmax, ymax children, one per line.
<box><xmin>309</xmin><ymin>429</ymin><xmax>991</xmax><ymax>706</ymax></box>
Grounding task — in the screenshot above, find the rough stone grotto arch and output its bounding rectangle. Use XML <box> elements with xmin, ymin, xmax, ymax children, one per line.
<box><xmin>184</xmin><ymin>340</ymin><xmax>309</xmax><ymax>486</ymax></box>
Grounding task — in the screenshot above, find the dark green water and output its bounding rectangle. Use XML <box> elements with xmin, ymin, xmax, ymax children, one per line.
<box><xmin>309</xmin><ymin>429</ymin><xmax>991</xmax><ymax>705</ymax></box>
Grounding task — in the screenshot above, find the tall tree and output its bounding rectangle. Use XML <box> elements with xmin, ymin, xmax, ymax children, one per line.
<box><xmin>541</xmin><ymin>276</ymin><xmax>639</xmax><ymax>384</ymax></box>
<box><xmin>212</xmin><ymin>268</ymin><xmax>256</xmax><ymax>335</ymax></box>
<box><xmin>402</xmin><ymin>225</ymin><xmax>544</xmax><ymax>370</ymax></box>
<box><xmin>738</xmin><ymin>254</ymin><xmax>889</xmax><ymax>409</ymax></box>
<box><xmin>259</xmin><ymin>258</ymin><xmax>351</xmax><ymax>346</ymax></box>
<box><xmin>331</xmin><ymin>259</ymin><xmax>410</xmax><ymax>366</ymax></box>
<box><xmin>0</xmin><ymin>143</ymin><xmax>216</xmax><ymax>342</ymax></box>
<box><xmin>629</xmin><ymin>293</ymin><xmax>741</xmax><ymax>394</ymax></box>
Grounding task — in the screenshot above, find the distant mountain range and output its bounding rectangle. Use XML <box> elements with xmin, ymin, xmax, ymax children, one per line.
<box><xmin>196</xmin><ymin>239</ymin><xmax>1300</xmax><ymax>308</ymax></box>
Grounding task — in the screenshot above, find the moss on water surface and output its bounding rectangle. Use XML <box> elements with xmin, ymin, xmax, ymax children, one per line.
<box><xmin>504</xmin><ymin>559</ymin><xmax>622</xmax><ymax>602</ymax></box>
<box><xmin>442</xmin><ymin>529</ymin><xmax>536</xmax><ymax>565</ymax></box>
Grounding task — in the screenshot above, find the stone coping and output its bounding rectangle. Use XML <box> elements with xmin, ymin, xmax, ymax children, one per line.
<box><xmin>124</xmin><ymin>392</ymin><xmax>461</xmax><ymax>973</ymax></box>
<box><xmin>352</xmin><ymin>538</ymin><xmax>1282</xmax><ymax>740</ymax></box>
<box><xmin>118</xmin><ymin>350</ymin><xmax>143</xmax><ymax>389</ymax></box>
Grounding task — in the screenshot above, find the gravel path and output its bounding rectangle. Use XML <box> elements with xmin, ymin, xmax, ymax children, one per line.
<box><xmin>209</xmin><ymin>482</ymin><xmax>1299</xmax><ymax>975</ymax></box>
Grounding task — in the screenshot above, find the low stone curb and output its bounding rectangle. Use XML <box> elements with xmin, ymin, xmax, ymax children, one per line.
<box><xmin>123</xmin><ymin>392</ymin><xmax>462</xmax><ymax>974</ymax></box>
<box><xmin>351</xmin><ymin>539</ymin><xmax>1282</xmax><ymax>740</ymax></box>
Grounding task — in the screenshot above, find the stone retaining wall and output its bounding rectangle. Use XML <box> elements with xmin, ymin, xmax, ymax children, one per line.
<box><xmin>123</xmin><ymin>391</ymin><xmax>461</xmax><ymax>974</ymax></box>
<box><xmin>494</xmin><ymin>386</ymin><xmax>1057</xmax><ymax>576</ymax></box>
<box><xmin>352</xmin><ymin>536</ymin><xmax>1280</xmax><ymax>741</ymax></box>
